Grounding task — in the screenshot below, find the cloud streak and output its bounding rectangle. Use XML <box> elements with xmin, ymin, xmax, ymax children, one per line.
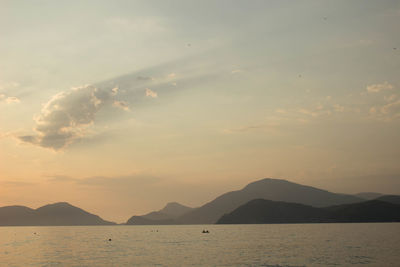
<box><xmin>366</xmin><ymin>81</ymin><xmax>393</xmax><ymax>93</ymax></box>
<box><xmin>47</xmin><ymin>174</ymin><xmax>160</xmax><ymax>188</ymax></box>
<box><xmin>0</xmin><ymin>94</ymin><xmax>20</xmax><ymax>104</ymax></box>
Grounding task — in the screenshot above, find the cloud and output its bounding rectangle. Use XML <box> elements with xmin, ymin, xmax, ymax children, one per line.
<box><xmin>297</xmin><ymin>105</ymin><xmax>332</xmax><ymax>117</ymax></box>
<box><xmin>366</xmin><ymin>81</ymin><xmax>394</xmax><ymax>93</ymax></box>
<box><xmin>0</xmin><ymin>94</ymin><xmax>20</xmax><ymax>104</ymax></box>
<box><xmin>18</xmin><ymin>85</ymin><xmax>115</xmax><ymax>150</ymax></box>
<box><xmin>297</xmin><ymin>108</ymin><xmax>320</xmax><ymax>117</ymax></box>
<box><xmin>113</xmin><ymin>100</ymin><xmax>130</xmax><ymax>111</ymax></box>
<box><xmin>0</xmin><ymin>180</ymin><xmax>35</xmax><ymax>187</ymax></box>
<box><xmin>46</xmin><ymin>175</ymin><xmax>77</xmax><ymax>183</ymax></box>
<box><xmin>111</xmin><ymin>87</ymin><xmax>119</xmax><ymax>95</ymax></box>
<box><xmin>333</xmin><ymin>104</ymin><xmax>345</xmax><ymax>112</ymax></box>
<box><xmin>369</xmin><ymin>101</ymin><xmax>400</xmax><ymax>121</ymax></box>
<box><xmin>384</xmin><ymin>94</ymin><xmax>397</xmax><ymax>102</ymax></box>
<box><xmin>145</xmin><ymin>88</ymin><xmax>158</xmax><ymax>98</ymax></box>
<box><xmin>381</xmin><ymin>100</ymin><xmax>400</xmax><ymax>119</ymax></box>
<box><xmin>6</xmin><ymin>96</ymin><xmax>20</xmax><ymax>104</ymax></box>
<box><xmin>223</xmin><ymin>124</ymin><xmax>268</xmax><ymax>134</ymax></box>
<box><xmin>14</xmin><ymin>56</ymin><xmax>225</xmax><ymax>150</ymax></box>
<box><xmin>367</xmin><ymin>85</ymin><xmax>400</xmax><ymax>121</ymax></box>
<box><xmin>47</xmin><ymin>174</ymin><xmax>160</xmax><ymax>188</ymax></box>
<box><xmin>137</xmin><ymin>76</ymin><xmax>153</xmax><ymax>81</ymax></box>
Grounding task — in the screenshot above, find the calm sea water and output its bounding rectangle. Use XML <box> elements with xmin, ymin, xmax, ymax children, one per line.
<box><xmin>0</xmin><ymin>223</ymin><xmax>399</xmax><ymax>266</ymax></box>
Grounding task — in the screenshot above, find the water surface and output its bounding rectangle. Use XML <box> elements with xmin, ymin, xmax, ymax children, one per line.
<box><xmin>1</xmin><ymin>223</ymin><xmax>399</xmax><ymax>266</ymax></box>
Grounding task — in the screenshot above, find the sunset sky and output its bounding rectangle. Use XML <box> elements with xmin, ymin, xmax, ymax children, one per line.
<box><xmin>1</xmin><ymin>0</ymin><xmax>399</xmax><ymax>222</ymax></box>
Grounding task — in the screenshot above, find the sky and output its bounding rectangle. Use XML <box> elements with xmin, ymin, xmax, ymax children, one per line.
<box><xmin>1</xmin><ymin>0</ymin><xmax>399</xmax><ymax>222</ymax></box>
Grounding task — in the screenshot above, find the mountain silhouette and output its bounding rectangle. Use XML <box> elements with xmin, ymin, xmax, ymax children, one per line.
<box><xmin>0</xmin><ymin>202</ymin><xmax>115</xmax><ymax>226</ymax></box>
<box><xmin>375</xmin><ymin>195</ymin><xmax>400</xmax><ymax>205</ymax></box>
<box><xmin>126</xmin><ymin>202</ymin><xmax>193</xmax><ymax>225</ymax></box>
<box><xmin>125</xmin><ymin>178</ymin><xmax>363</xmax><ymax>225</ymax></box>
<box><xmin>173</xmin><ymin>178</ymin><xmax>362</xmax><ymax>224</ymax></box>
<box><xmin>217</xmin><ymin>199</ymin><xmax>400</xmax><ymax>224</ymax></box>
<box><xmin>354</xmin><ymin>192</ymin><xmax>384</xmax><ymax>200</ymax></box>
<box><xmin>159</xmin><ymin>202</ymin><xmax>193</xmax><ymax>217</ymax></box>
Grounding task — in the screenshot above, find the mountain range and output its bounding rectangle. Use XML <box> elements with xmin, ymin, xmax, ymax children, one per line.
<box><xmin>1</xmin><ymin>178</ymin><xmax>399</xmax><ymax>226</ymax></box>
<box><xmin>126</xmin><ymin>202</ymin><xmax>193</xmax><ymax>225</ymax></box>
<box><xmin>217</xmin><ymin>198</ymin><xmax>400</xmax><ymax>224</ymax></box>
<box><xmin>127</xmin><ymin>178</ymin><xmax>364</xmax><ymax>225</ymax></box>
<box><xmin>0</xmin><ymin>202</ymin><xmax>115</xmax><ymax>226</ymax></box>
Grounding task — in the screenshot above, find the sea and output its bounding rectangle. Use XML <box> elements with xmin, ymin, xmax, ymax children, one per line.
<box><xmin>1</xmin><ymin>223</ymin><xmax>399</xmax><ymax>266</ymax></box>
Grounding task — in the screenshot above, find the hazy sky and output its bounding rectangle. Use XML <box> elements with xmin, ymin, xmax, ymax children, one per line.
<box><xmin>1</xmin><ymin>0</ymin><xmax>399</xmax><ymax>222</ymax></box>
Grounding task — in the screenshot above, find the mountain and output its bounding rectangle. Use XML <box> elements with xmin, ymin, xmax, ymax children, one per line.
<box><xmin>126</xmin><ymin>202</ymin><xmax>193</xmax><ymax>225</ymax></box>
<box><xmin>160</xmin><ymin>202</ymin><xmax>193</xmax><ymax>217</ymax></box>
<box><xmin>375</xmin><ymin>195</ymin><xmax>400</xmax><ymax>205</ymax></box>
<box><xmin>354</xmin><ymin>192</ymin><xmax>384</xmax><ymax>200</ymax></box>
<box><xmin>217</xmin><ymin>199</ymin><xmax>325</xmax><ymax>224</ymax></box>
<box><xmin>0</xmin><ymin>202</ymin><xmax>115</xmax><ymax>226</ymax></box>
<box><xmin>174</xmin><ymin>178</ymin><xmax>363</xmax><ymax>224</ymax></box>
<box><xmin>217</xmin><ymin>199</ymin><xmax>400</xmax><ymax>224</ymax></box>
<box><xmin>324</xmin><ymin>200</ymin><xmax>400</xmax><ymax>222</ymax></box>
<box><xmin>0</xmin><ymin>206</ymin><xmax>37</xmax><ymax>226</ymax></box>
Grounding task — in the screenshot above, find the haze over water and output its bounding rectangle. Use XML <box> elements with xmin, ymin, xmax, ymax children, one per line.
<box><xmin>1</xmin><ymin>224</ymin><xmax>399</xmax><ymax>266</ymax></box>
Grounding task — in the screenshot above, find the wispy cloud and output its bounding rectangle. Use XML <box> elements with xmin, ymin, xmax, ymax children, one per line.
<box><xmin>5</xmin><ymin>96</ymin><xmax>20</xmax><ymax>104</ymax></box>
<box><xmin>0</xmin><ymin>180</ymin><xmax>35</xmax><ymax>187</ymax></box>
<box><xmin>223</xmin><ymin>97</ymin><xmax>371</xmax><ymax>134</ymax></box>
<box><xmin>0</xmin><ymin>94</ymin><xmax>20</xmax><ymax>104</ymax></box>
<box><xmin>366</xmin><ymin>81</ymin><xmax>394</xmax><ymax>93</ymax></box>
<box><xmin>366</xmin><ymin>83</ymin><xmax>400</xmax><ymax>121</ymax></box>
<box><xmin>47</xmin><ymin>174</ymin><xmax>160</xmax><ymax>188</ymax></box>
<box><xmin>231</xmin><ymin>69</ymin><xmax>242</xmax><ymax>74</ymax></box>
<box><xmin>145</xmin><ymin>88</ymin><xmax>158</xmax><ymax>98</ymax></box>
<box><xmin>113</xmin><ymin>100</ymin><xmax>130</xmax><ymax>111</ymax></box>
<box><xmin>370</xmin><ymin>100</ymin><xmax>400</xmax><ymax>121</ymax></box>
<box><xmin>137</xmin><ymin>76</ymin><xmax>153</xmax><ymax>81</ymax></box>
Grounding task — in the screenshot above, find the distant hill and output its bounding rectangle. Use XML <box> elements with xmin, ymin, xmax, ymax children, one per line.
<box><xmin>0</xmin><ymin>206</ymin><xmax>37</xmax><ymax>226</ymax></box>
<box><xmin>126</xmin><ymin>202</ymin><xmax>193</xmax><ymax>225</ymax></box>
<box><xmin>173</xmin><ymin>178</ymin><xmax>362</xmax><ymax>224</ymax></box>
<box><xmin>217</xmin><ymin>199</ymin><xmax>400</xmax><ymax>224</ymax></box>
<box><xmin>0</xmin><ymin>202</ymin><xmax>115</xmax><ymax>226</ymax></box>
<box><xmin>354</xmin><ymin>192</ymin><xmax>384</xmax><ymax>200</ymax></box>
<box><xmin>324</xmin><ymin>200</ymin><xmax>400</xmax><ymax>222</ymax></box>
<box><xmin>376</xmin><ymin>195</ymin><xmax>400</xmax><ymax>205</ymax></box>
<box><xmin>159</xmin><ymin>202</ymin><xmax>193</xmax><ymax>217</ymax></box>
